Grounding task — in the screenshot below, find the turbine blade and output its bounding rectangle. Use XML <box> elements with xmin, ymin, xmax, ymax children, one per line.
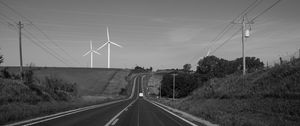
<box><xmin>92</xmin><ymin>50</ymin><xmax>101</xmax><ymax>55</ymax></box>
<box><xmin>83</xmin><ymin>51</ymin><xmax>91</xmax><ymax>56</ymax></box>
<box><xmin>90</xmin><ymin>40</ymin><xmax>93</xmax><ymax>50</ymax></box>
<box><xmin>206</xmin><ymin>49</ymin><xmax>211</xmax><ymax>56</ymax></box>
<box><xmin>97</xmin><ymin>42</ymin><xmax>108</xmax><ymax>50</ymax></box>
<box><xmin>110</xmin><ymin>41</ymin><xmax>122</xmax><ymax>48</ymax></box>
<box><xmin>107</xmin><ymin>27</ymin><xmax>110</xmax><ymax>42</ymax></box>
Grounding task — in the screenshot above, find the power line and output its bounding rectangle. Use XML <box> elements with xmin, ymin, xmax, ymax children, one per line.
<box><xmin>0</xmin><ymin>14</ymin><xmax>12</xmax><ymax>25</ymax></box>
<box><xmin>1</xmin><ymin>21</ymin><xmax>71</xmax><ymax>66</ymax></box>
<box><xmin>23</xmin><ymin>28</ymin><xmax>73</xmax><ymax>66</ymax></box>
<box><xmin>0</xmin><ymin>12</ymin><xmax>72</xmax><ymax>66</ymax></box>
<box><xmin>210</xmin><ymin>28</ymin><xmax>242</xmax><ymax>54</ymax></box>
<box><xmin>0</xmin><ymin>12</ymin><xmax>16</xmax><ymax>23</ymax></box>
<box><xmin>188</xmin><ymin>0</ymin><xmax>263</xmax><ymax>64</ymax></box>
<box><xmin>211</xmin><ymin>0</ymin><xmax>282</xmax><ymax>55</ymax></box>
<box><xmin>22</xmin><ymin>33</ymin><xmax>71</xmax><ymax>66</ymax></box>
<box><xmin>29</xmin><ymin>24</ymin><xmax>82</xmax><ymax>66</ymax></box>
<box><xmin>250</xmin><ymin>0</ymin><xmax>282</xmax><ymax>22</ymax></box>
<box><xmin>206</xmin><ymin>0</ymin><xmax>263</xmax><ymax>54</ymax></box>
<box><xmin>0</xmin><ymin>0</ymin><xmax>30</xmax><ymax>22</ymax></box>
<box><xmin>0</xmin><ymin>0</ymin><xmax>82</xmax><ymax>66</ymax></box>
<box><xmin>211</xmin><ymin>0</ymin><xmax>282</xmax><ymax>76</ymax></box>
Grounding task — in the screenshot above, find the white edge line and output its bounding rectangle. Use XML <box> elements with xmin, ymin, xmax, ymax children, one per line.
<box><xmin>111</xmin><ymin>118</ymin><xmax>119</xmax><ymax>125</ymax></box>
<box><xmin>145</xmin><ymin>99</ymin><xmax>198</xmax><ymax>126</ymax></box>
<box><xmin>23</xmin><ymin>108</ymin><xmax>92</xmax><ymax>126</ymax></box>
<box><xmin>6</xmin><ymin>76</ymin><xmax>138</xmax><ymax>126</ymax></box>
<box><xmin>148</xmin><ymin>99</ymin><xmax>219</xmax><ymax>126</ymax></box>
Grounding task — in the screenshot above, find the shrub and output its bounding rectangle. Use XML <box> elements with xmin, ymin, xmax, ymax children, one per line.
<box><xmin>119</xmin><ymin>88</ymin><xmax>127</xmax><ymax>95</ymax></box>
<box><xmin>0</xmin><ymin>68</ymin><xmax>11</xmax><ymax>79</ymax></box>
<box><xmin>0</xmin><ymin>79</ymin><xmax>42</xmax><ymax>104</ymax></box>
<box><xmin>23</xmin><ymin>69</ymin><xmax>34</xmax><ymax>85</ymax></box>
<box><xmin>44</xmin><ymin>76</ymin><xmax>78</xmax><ymax>101</ymax></box>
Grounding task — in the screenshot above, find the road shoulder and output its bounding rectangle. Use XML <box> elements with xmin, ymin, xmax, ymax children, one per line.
<box><xmin>145</xmin><ymin>98</ymin><xmax>219</xmax><ymax>126</ymax></box>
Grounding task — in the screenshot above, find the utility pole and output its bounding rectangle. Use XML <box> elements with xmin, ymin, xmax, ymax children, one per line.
<box><xmin>241</xmin><ymin>16</ymin><xmax>246</xmax><ymax>76</ymax></box>
<box><xmin>18</xmin><ymin>21</ymin><xmax>24</xmax><ymax>79</ymax></box>
<box><xmin>172</xmin><ymin>73</ymin><xmax>177</xmax><ymax>100</ymax></box>
<box><xmin>232</xmin><ymin>15</ymin><xmax>253</xmax><ymax>76</ymax></box>
<box><xmin>160</xmin><ymin>83</ymin><xmax>161</xmax><ymax>98</ymax></box>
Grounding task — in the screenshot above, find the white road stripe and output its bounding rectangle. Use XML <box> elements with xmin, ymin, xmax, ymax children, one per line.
<box><xmin>105</xmin><ymin>75</ymin><xmax>140</xmax><ymax>126</ymax></box>
<box><xmin>105</xmin><ymin>77</ymin><xmax>139</xmax><ymax>126</ymax></box>
<box><xmin>149</xmin><ymin>100</ymin><xmax>219</xmax><ymax>126</ymax></box>
<box><xmin>105</xmin><ymin>97</ymin><xmax>137</xmax><ymax>126</ymax></box>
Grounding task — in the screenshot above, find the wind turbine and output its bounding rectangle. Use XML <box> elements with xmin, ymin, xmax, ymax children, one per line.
<box><xmin>83</xmin><ymin>40</ymin><xmax>101</xmax><ymax>68</ymax></box>
<box><xmin>97</xmin><ymin>27</ymin><xmax>122</xmax><ymax>68</ymax></box>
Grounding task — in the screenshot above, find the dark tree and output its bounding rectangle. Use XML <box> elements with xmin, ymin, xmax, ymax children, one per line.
<box><xmin>183</xmin><ymin>64</ymin><xmax>192</xmax><ymax>72</ymax></box>
<box><xmin>0</xmin><ymin>55</ymin><xmax>3</xmax><ymax>65</ymax></box>
<box><xmin>196</xmin><ymin>55</ymin><xmax>228</xmax><ymax>78</ymax></box>
<box><xmin>196</xmin><ymin>55</ymin><xmax>264</xmax><ymax>79</ymax></box>
<box><xmin>234</xmin><ymin>57</ymin><xmax>264</xmax><ymax>72</ymax></box>
<box><xmin>161</xmin><ymin>73</ymin><xmax>198</xmax><ymax>98</ymax></box>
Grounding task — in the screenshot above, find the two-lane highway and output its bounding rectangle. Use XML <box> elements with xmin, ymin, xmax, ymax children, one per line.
<box><xmin>9</xmin><ymin>75</ymin><xmax>199</xmax><ymax>126</ymax></box>
<box><xmin>107</xmin><ymin>75</ymin><xmax>197</xmax><ymax>126</ymax></box>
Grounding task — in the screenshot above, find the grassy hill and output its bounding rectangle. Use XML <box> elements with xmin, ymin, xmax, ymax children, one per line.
<box><xmin>153</xmin><ymin>59</ymin><xmax>300</xmax><ymax>126</ymax></box>
<box><xmin>1</xmin><ymin>67</ymin><xmax>130</xmax><ymax>96</ymax></box>
<box><xmin>0</xmin><ymin>66</ymin><xmax>131</xmax><ymax>124</ymax></box>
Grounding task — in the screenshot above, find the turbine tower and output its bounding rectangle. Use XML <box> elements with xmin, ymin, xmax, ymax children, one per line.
<box><xmin>83</xmin><ymin>40</ymin><xmax>101</xmax><ymax>68</ymax></box>
<box><xmin>97</xmin><ymin>27</ymin><xmax>122</xmax><ymax>68</ymax></box>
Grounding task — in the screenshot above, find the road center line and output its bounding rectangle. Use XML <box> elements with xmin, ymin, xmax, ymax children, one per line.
<box><xmin>104</xmin><ymin>95</ymin><xmax>137</xmax><ymax>126</ymax></box>
<box><xmin>104</xmin><ymin>76</ymin><xmax>140</xmax><ymax>126</ymax></box>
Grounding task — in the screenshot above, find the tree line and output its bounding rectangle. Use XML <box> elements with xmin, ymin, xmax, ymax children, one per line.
<box><xmin>160</xmin><ymin>55</ymin><xmax>264</xmax><ymax>98</ymax></box>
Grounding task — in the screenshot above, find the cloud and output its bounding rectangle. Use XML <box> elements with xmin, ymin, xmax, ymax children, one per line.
<box><xmin>167</xmin><ymin>27</ymin><xmax>202</xmax><ymax>42</ymax></box>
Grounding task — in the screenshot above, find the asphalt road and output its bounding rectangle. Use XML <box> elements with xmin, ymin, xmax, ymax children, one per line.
<box><xmin>11</xmin><ymin>75</ymin><xmax>199</xmax><ymax>126</ymax></box>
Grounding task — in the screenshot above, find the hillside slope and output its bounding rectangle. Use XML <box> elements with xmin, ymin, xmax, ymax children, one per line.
<box><xmin>156</xmin><ymin>60</ymin><xmax>300</xmax><ymax>126</ymax></box>
<box><xmin>2</xmin><ymin>67</ymin><xmax>130</xmax><ymax>96</ymax></box>
<box><xmin>0</xmin><ymin>67</ymin><xmax>132</xmax><ymax>124</ymax></box>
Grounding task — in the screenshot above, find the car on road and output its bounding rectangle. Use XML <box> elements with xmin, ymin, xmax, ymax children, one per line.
<box><xmin>139</xmin><ymin>93</ymin><xmax>143</xmax><ymax>97</ymax></box>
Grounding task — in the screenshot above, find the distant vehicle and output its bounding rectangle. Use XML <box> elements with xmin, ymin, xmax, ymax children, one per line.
<box><xmin>139</xmin><ymin>93</ymin><xmax>143</xmax><ymax>97</ymax></box>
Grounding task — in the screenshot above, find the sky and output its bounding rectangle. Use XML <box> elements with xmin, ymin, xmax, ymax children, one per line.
<box><xmin>0</xmin><ymin>0</ymin><xmax>299</xmax><ymax>70</ymax></box>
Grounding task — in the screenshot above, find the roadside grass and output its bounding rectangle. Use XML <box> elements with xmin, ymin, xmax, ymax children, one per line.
<box><xmin>2</xmin><ymin>67</ymin><xmax>124</xmax><ymax>95</ymax></box>
<box><xmin>0</xmin><ymin>77</ymin><xmax>112</xmax><ymax>125</ymax></box>
<box><xmin>0</xmin><ymin>67</ymin><xmax>133</xmax><ymax>125</ymax></box>
<box><xmin>0</xmin><ymin>98</ymin><xmax>115</xmax><ymax>125</ymax></box>
<box><xmin>153</xmin><ymin>61</ymin><xmax>300</xmax><ymax>126</ymax></box>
